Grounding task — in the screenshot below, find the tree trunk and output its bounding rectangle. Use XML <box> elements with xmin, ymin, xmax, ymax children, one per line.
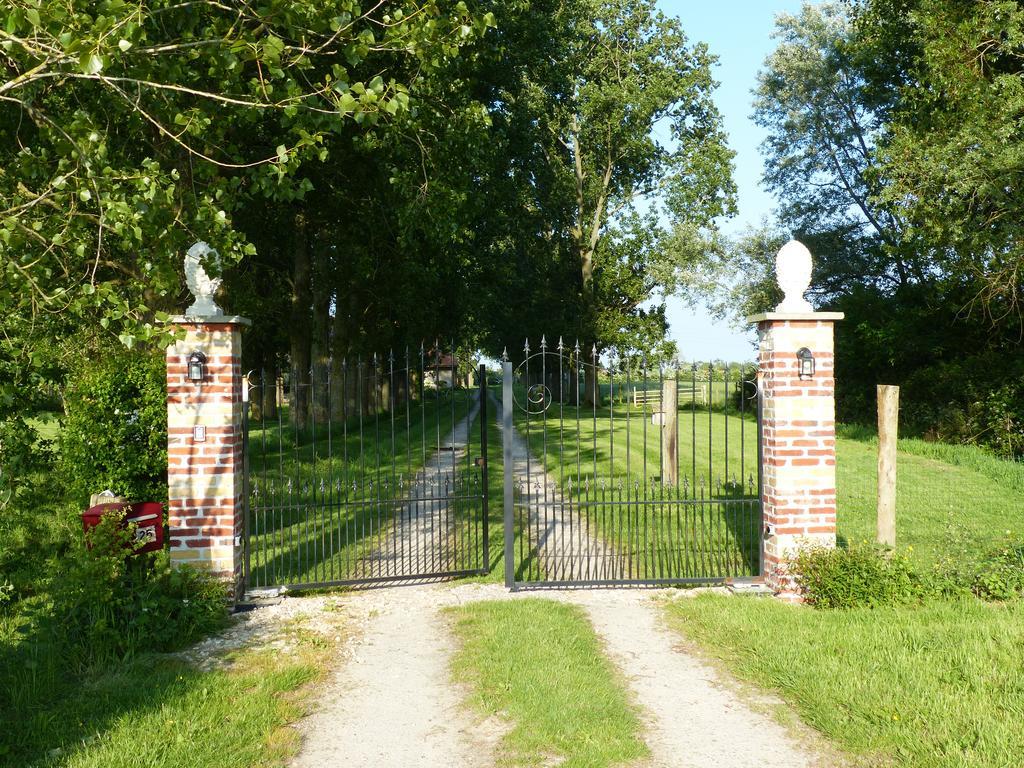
<box><xmin>260</xmin><ymin>367</ymin><xmax>278</xmax><ymax>420</ymax></box>
<box><xmin>329</xmin><ymin>293</ymin><xmax>347</xmax><ymax>422</ymax></box>
<box><xmin>311</xmin><ymin>286</ymin><xmax>331</xmax><ymax>424</ymax></box>
<box><xmin>289</xmin><ymin>213</ymin><xmax>312</xmax><ymax>430</ymax></box>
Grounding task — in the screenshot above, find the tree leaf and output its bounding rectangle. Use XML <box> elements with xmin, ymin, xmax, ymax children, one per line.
<box><xmin>80</xmin><ymin>52</ymin><xmax>104</xmax><ymax>75</ymax></box>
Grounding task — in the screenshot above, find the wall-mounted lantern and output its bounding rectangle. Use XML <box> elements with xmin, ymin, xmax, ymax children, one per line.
<box><xmin>188</xmin><ymin>351</ymin><xmax>207</xmax><ymax>384</ymax></box>
<box><xmin>796</xmin><ymin>347</ymin><xmax>815</xmax><ymax>380</ymax></box>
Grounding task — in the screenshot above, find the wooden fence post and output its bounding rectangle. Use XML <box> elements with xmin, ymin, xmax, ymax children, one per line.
<box><xmin>661</xmin><ymin>377</ymin><xmax>678</xmax><ymax>486</ymax></box>
<box><xmin>876</xmin><ymin>384</ymin><xmax>899</xmax><ymax>548</ymax></box>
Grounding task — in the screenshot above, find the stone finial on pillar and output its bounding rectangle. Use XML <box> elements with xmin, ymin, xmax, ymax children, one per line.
<box><xmin>166</xmin><ymin>243</ymin><xmax>250</xmax><ymax>591</ymax></box>
<box><xmin>749</xmin><ymin>239</ymin><xmax>843</xmax><ymax>600</ymax></box>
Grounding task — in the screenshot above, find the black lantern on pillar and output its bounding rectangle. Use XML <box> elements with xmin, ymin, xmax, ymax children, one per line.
<box><xmin>188</xmin><ymin>351</ymin><xmax>207</xmax><ymax>384</ymax></box>
<box><xmin>796</xmin><ymin>347</ymin><xmax>815</xmax><ymax>380</ymax></box>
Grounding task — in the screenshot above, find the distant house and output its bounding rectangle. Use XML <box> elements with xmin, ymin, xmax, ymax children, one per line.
<box><xmin>424</xmin><ymin>353</ymin><xmax>458</xmax><ymax>388</ymax></box>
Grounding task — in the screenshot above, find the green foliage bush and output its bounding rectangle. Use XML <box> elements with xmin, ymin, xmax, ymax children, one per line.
<box><xmin>59</xmin><ymin>351</ymin><xmax>167</xmax><ymax>502</ymax></box>
<box><xmin>795</xmin><ymin>536</ymin><xmax>1024</xmax><ymax>609</ymax></box>
<box><xmin>50</xmin><ymin>511</ymin><xmax>228</xmax><ymax>672</ymax></box>
<box><xmin>0</xmin><ymin>418</ymin><xmax>68</xmax><ymax>599</ymax></box>
<box><xmin>970</xmin><ymin>538</ymin><xmax>1024</xmax><ymax>602</ymax></box>
<box><xmin>792</xmin><ymin>543</ymin><xmax>926</xmax><ymax>609</ymax></box>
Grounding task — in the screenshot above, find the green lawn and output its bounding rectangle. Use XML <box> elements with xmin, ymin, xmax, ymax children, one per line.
<box><xmin>664</xmin><ymin>593</ymin><xmax>1024</xmax><ymax>768</ymax></box>
<box><xmin>26</xmin><ymin>412</ymin><xmax>62</xmax><ymax>444</ymax></box>
<box><xmin>834</xmin><ymin>426</ymin><xmax>1024</xmax><ymax>566</ymax></box>
<box><xmin>448</xmin><ymin>599</ymin><xmax>648</xmax><ymax>767</ymax></box>
<box><xmin>1</xmin><ymin>620</ymin><xmax>333</xmax><ymax>768</ymax></box>
<box><xmin>245</xmin><ymin>391</ymin><xmax>483</xmax><ymax>587</ymax></box>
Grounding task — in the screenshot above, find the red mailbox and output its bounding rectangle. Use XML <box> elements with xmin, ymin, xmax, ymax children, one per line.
<box><xmin>81</xmin><ymin>502</ymin><xmax>165</xmax><ymax>554</ymax></box>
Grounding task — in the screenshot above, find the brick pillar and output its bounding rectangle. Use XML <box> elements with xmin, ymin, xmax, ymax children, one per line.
<box><xmin>166</xmin><ymin>316</ymin><xmax>250</xmax><ymax>584</ymax></box>
<box><xmin>749</xmin><ymin>311</ymin><xmax>844</xmax><ymax>599</ymax></box>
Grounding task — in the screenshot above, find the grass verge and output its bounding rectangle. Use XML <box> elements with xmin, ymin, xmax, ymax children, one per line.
<box><xmin>2</xmin><ymin>620</ymin><xmax>333</xmax><ymax>768</ymax></box>
<box><xmin>834</xmin><ymin>428</ymin><xmax>1024</xmax><ymax>565</ymax></box>
<box><xmin>448</xmin><ymin>598</ymin><xmax>647</xmax><ymax>767</ymax></box>
<box><xmin>664</xmin><ymin>593</ymin><xmax>1024</xmax><ymax>768</ymax></box>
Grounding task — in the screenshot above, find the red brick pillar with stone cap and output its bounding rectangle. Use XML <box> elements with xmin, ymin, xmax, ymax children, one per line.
<box><xmin>166</xmin><ymin>314</ymin><xmax>250</xmax><ymax>586</ymax></box>
<box><xmin>750</xmin><ymin>239</ymin><xmax>843</xmax><ymax>599</ymax></box>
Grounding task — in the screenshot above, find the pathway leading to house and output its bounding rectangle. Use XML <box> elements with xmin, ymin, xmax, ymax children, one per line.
<box><xmin>287</xmin><ymin>583</ymin><xmax>830</xmax><ymax>768</ymax></box>
<box><xmin>356</xmin><ymin>399</ymin><xmax>481</xmax><ymax>579</ymax></box>
<box><xmin>494</xmin><ymin>392</ymin><xmax>620</xmax><ymax>581</ymax></box>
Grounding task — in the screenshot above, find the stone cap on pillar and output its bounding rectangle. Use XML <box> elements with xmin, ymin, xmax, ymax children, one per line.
<box><xmin>169</xmin><ymin>314</ymin><xmax>252</xmax><ymax>326</ymax></box>
<box><xmin>747</xmin><ymin>239</ymin><xmax>845</xmax><ymax>324</ymax></box>
<box><xmin>747</xmin><ymin>311</ymin><xmax>844</xmax><ymax>323</ymax></box>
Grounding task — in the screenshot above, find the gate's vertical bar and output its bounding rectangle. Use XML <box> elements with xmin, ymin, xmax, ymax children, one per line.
<box><xmin>309</xmin><ymin>365</ymin><xmax>318</xmax><ymax>584</ymax></box>
<box><xmin>406</xmin><ymin>349</ymin><xmax>412</xmax><ymax>576</ymax></box>
<box><xmin>327</xmin><ymin>360</ymin><xmax>335</xmax><ymax>584</ymax></box>
<box><xmin>276</xmin><ymin>370</ymin><xmax>285</xmax><ymax>586</ymax></box>
<box><xmin>757</xmin><ymin>378</ymin><xmax>765</xmax><ymax>579</ymax></box>
<box><xmin>557</xmin><ymin>340</ymin><xmax>567</xmax><ymax>580</ymax></box>
<box><xmin>591</xmin><ymin>346</ymin><xmax>599</xmax><ymax>580</ymax></box>
<box><xmin>373</xmin><ymin>354</ymin><xmax>382</xmax><ymax>578</ymax></box>
<box><xmin>466</xmin><ymin>359</ymin><xmax>474</xmax><ymax>572</ymax></box>
<box><xmin>241</xmin><ymin>373</ymin><xmax>251</xmax><ymax>598</ymax></box>
<box><xmin>433</xmin><ymin>342</ymin><xmax>442</xmax><ymax>574</ymax></box>
<box><xmin>502</xmin><ymin>360</ymin><xmax>515</xmax><ymax>588</ymax></box>
<box><xmin>259</xmin><ymin>369</ymin><xmax>269</xmax><ymax>588</ymax></box>
<box><xmin>524</xmin><ymin>342</ymin><xmax>535</xmax><ymax>581</ymax></box>
<box><xmin>451</xmin><ymin>344</ymin><xmax>458</xmax><ymax>571</ymax></box>
<box><xmin>479</xmin><ymin>364</ymin><xmax>490</xmax><ymax>575</ymax></box>
<box><xmin>740</xmin><ymin>367</ymin><xmax>748</xmax><ymax>574</ymax></box>
<box><xmin>291</xmin><ymin>367</ymin><xmax>301</xmax><ymax>583</ymax></box>
<box><xmin>623</xmin><ymin>352</ymin><xmax>630</xmax><ymax>579</ymax></box>
<box><xmin>691</xmin><ymin>363</ymin><xmax>698</xmax><ymax>492</ymax></box>
<box><xmin>357</xmin><ymin>360</ymin><xmax>366</xmax><ymax>576</ymax></box>
<box><xmin>389</xmin><ymin>352</ymin><xmax>397</xmax><ymax>577</ymax></box>
<box><xmin>540</xmin><ymin>338</ymin><xmax>551</xmax><ymax>579</ymax></box>
<box><xmin>342</xmin><ymin>359</ymin><xmax>350</xmax><ymax>580</ymax></box>
<box><xmin>642</xmin><ymin>355</ymin><xmax>649</xmax><ymax>580</ymax></box>
<box><xmin>419</xmin><ymin>345</ymin><xmax>427</xmax><ymax>575</ymax></box>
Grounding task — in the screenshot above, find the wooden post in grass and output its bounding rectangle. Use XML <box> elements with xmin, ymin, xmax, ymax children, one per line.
<box><xmin>661</xmin><ymin>377</ymin><xmax>678</xmax><ymax>486</ymax></box>
<box><xmin>877</xmin><ymin>385</ymin><xmax>899</xmax><ymax>548</ymax></box>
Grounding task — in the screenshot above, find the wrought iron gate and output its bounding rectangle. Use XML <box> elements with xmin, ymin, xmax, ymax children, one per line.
<box><xmin>502</xmin><ymin>339</ymin><xmax>763</xmax><ymax>589</ymax></box>
<box><xmin>242</xmin><ymin>350</ymin><xmax>489</xmax><ymax>591</ymax></box>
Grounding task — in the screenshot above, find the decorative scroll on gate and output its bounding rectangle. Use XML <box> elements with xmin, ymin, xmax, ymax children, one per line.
<box><xmin>243</xmin><ymin>349</ymin><xmax>489</xmax><ymax>591</ymax></box>
<box><xmin>502</xmin><ymin>338</ymin><xmax>762</xmax><ymax>589</ymax></box>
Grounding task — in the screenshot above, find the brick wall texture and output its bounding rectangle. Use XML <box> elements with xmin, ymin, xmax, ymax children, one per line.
<box><xmin>758</xmin><ymin>318</ymin><xmax>838</xmax><ymax>598</ymax></box>
<box><xmin>166</xmin><ymin>322</ymin><xmax>245</xmax><ymax>579</ymax></box>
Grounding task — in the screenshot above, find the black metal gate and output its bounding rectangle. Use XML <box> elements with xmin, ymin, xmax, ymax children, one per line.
<box><xmin>242</xmin><ymin>349</ymin><xmax>489</xmax><ymax>591</ymax></box>
<box><xmin>501</xmin><ymin>339</ymin><xmax>763</xmax><ymax>589</ymax></box>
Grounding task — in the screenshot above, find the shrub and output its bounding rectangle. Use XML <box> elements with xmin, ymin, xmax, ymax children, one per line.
<box><xmin>50</xmin><ymin>511</ymin><xmax>228</xmax><ymax>672</ymax></box>
<box><xmin>971</xmin><ymin>538</ymin><xmax>1024</xmax><ymax>602</ymax></box>
<box><xmin>59</xmin><ymin>350</ymin><xmax>167</xmax><ymax>503</ymax></box>
<box><xmin>0</xmin><ymin>418</ymin><xmax>67</xmax><ymax>600</ymax></box>
<box><xmin>791</xmin><ymin>543</ymin><xmax>926</xmax><ymax>609</ymax></box>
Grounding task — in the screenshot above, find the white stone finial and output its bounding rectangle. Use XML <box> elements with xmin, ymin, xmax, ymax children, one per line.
<box><xmin>184</xmin><ymin>241</ymin><xmax>223</xmax><ymax>316</ymax></box>
<box><xmin>774</xmin><ymin>239</ymin><xmax>813</xmax><ymax>313</ymax></box>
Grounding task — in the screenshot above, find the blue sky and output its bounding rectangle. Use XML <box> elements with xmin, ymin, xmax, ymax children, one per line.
<box><xmin>653</xmin><ymin>0</ymin><xmax>811</xmax><ymax>362</ymax></box>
